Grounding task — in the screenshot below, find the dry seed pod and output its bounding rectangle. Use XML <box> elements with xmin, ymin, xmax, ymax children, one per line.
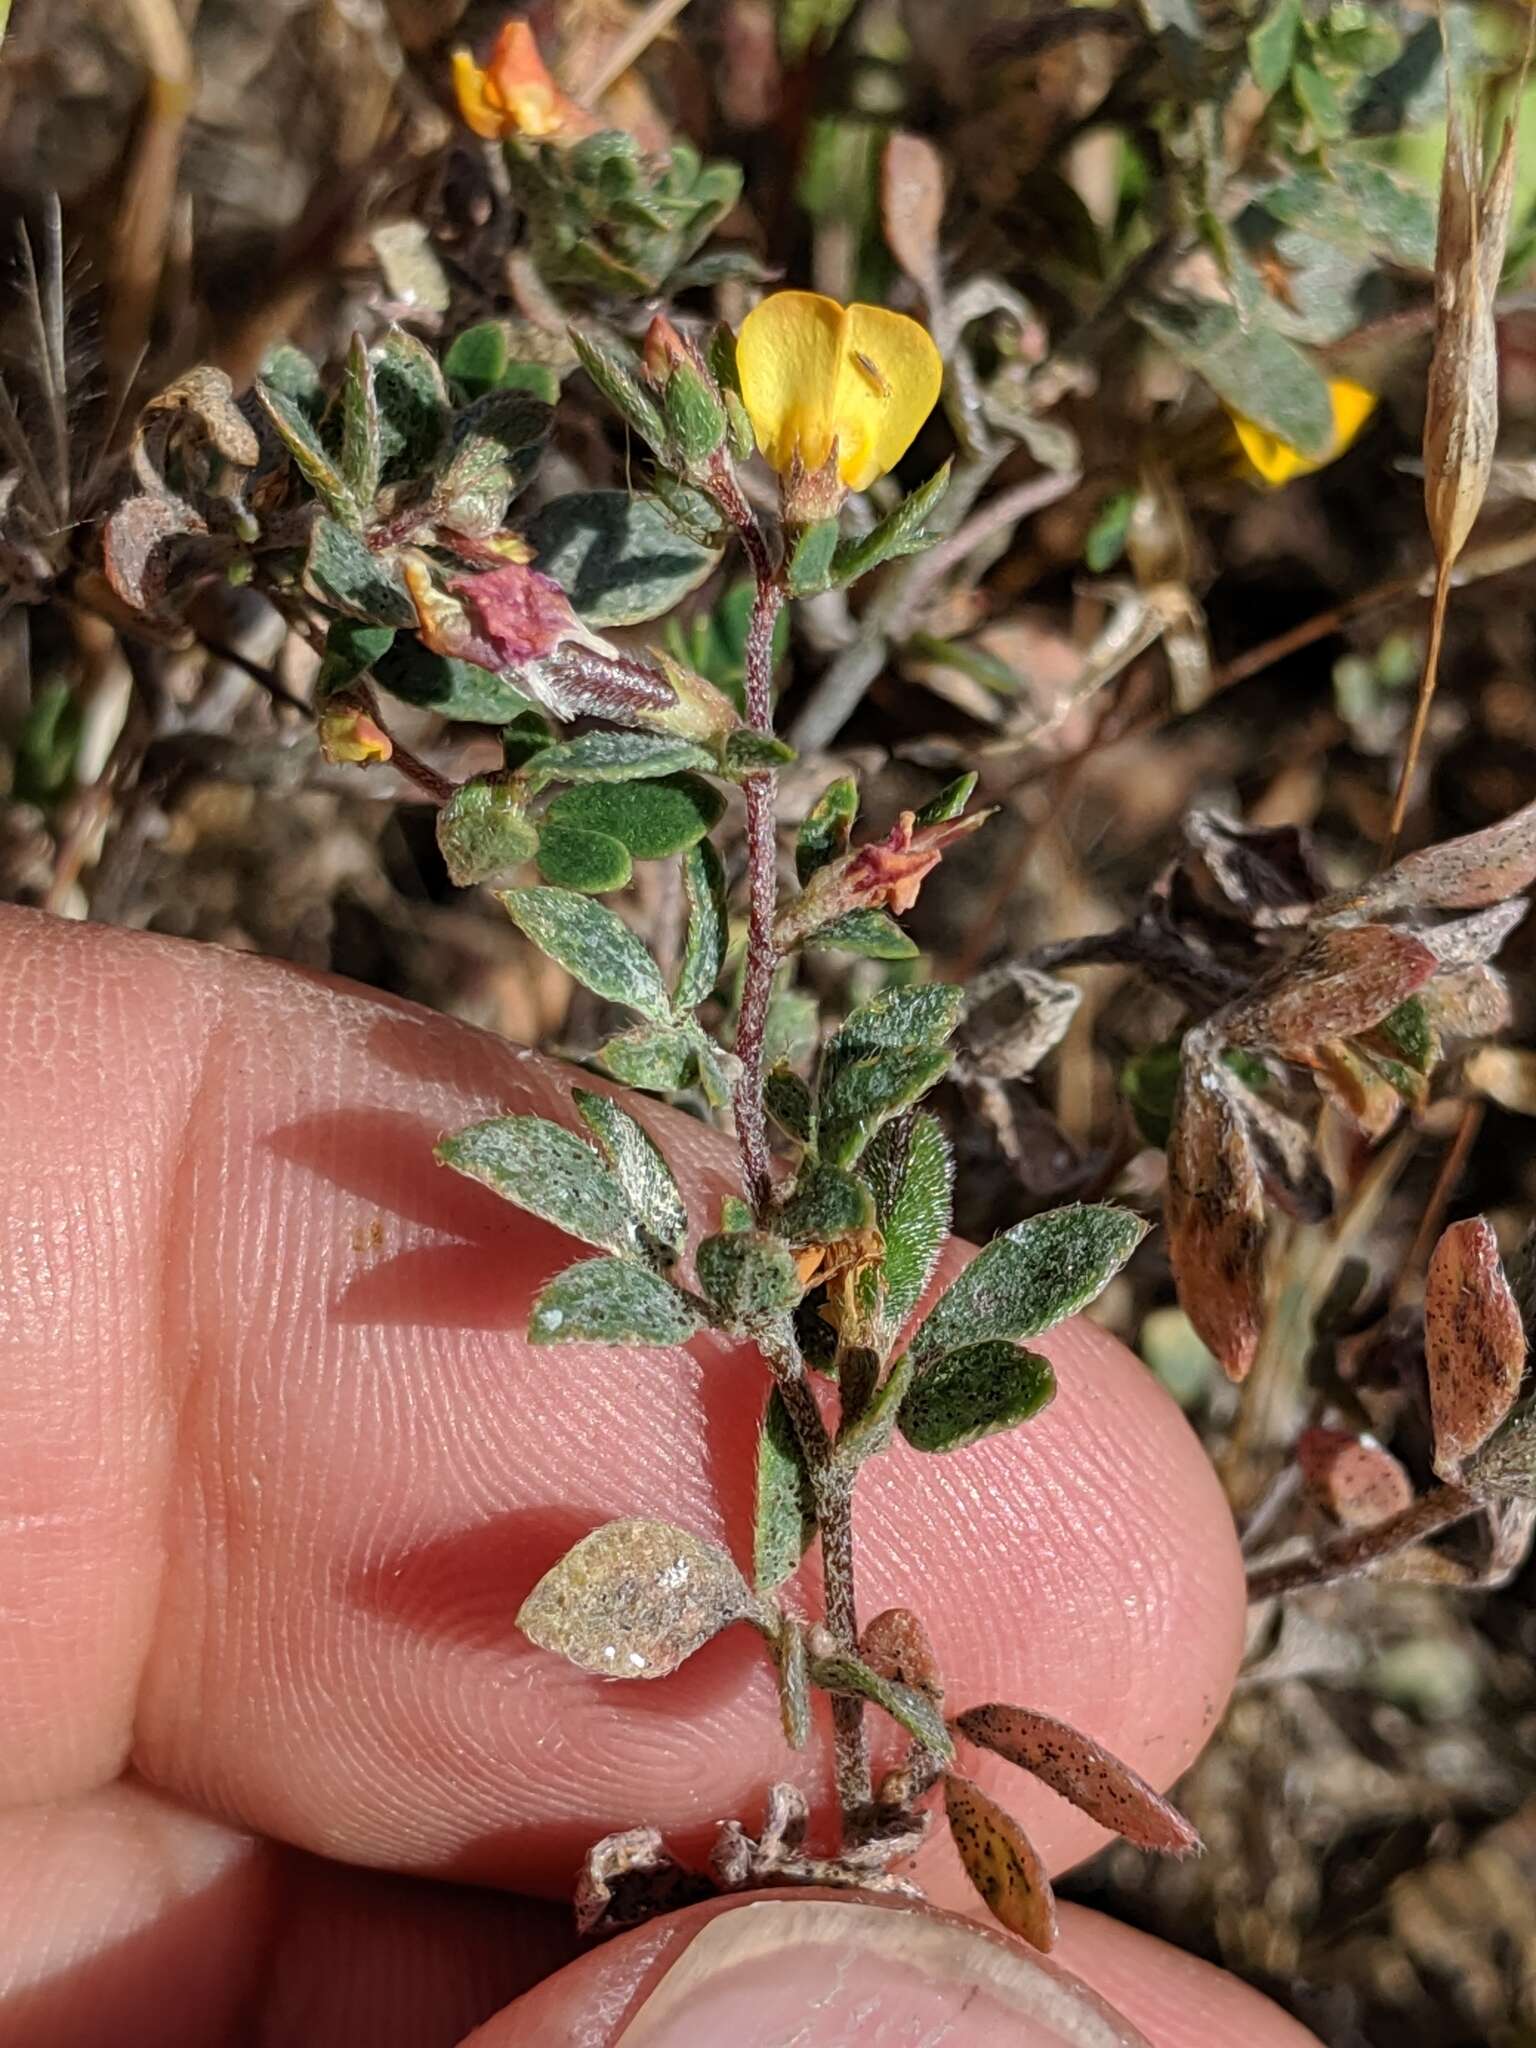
<box><xmin>1425</xmin><ymin>1217</ymin><xmax>1526</xmax><ymax>1479</ymax></box>
<box><xmin>1166</xmin><ymin>1051</ymin><xmax>1267</xmax><ymax>1381</ymax></box>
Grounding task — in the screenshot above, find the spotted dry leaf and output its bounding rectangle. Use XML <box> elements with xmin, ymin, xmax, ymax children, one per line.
<box><xmin>859</xmin><ymin>1607</ymin><xmax>945</xmax><ymax>1705</ymax></box>
<box><xmin>1345</xmin><ymin>795</ymin><xmax>1536</xmax><ymax>915</ymax></box>
<box><xmin>942</xmin><ymin>1772</ymin><xmax>1058</xmax><ymax>1951</ymax></box>
<box><xmin>954</xmin><ymin>1704</ymin><xmax>1200</xmax><ymax>1856</ymax></box>
<box><xmin>1296</xmin><ymin>1427</ymin><xmax>1414</xmax><ymax>1530</ymax></box>
<box><xmin>1425</xmin><ymin>1218</ymin><xmax>1526</xmax><ymax>1480</ymax></box>
<box><xmin>1166</xmin><ymin>1051</ymin><xmax>1267</xmax><ymax>1381</ymax></box>
<box><xmin>881</xmin><ymin>132</ymin><xmax>946</xmax><ymax>302</ymax></box>
<box><xmin>1221</xmin><ymin>925</ymin><xmax>1438</xmax><ymax>1059</ymax></box>
<box><xmin>517</xmin><ymin>1518</ymin><xmax>754</xmax><ymax>1678</ymax></box>
<box><xmin>1238</xmin><ymin>1088</ymin><xmax>1332</xmax><ymax>1225</ymax></box>
<box><xmin>1304</xmin><ymin>1040</ymin><xmax>1407</xmax><ymax>1140</ymax></box>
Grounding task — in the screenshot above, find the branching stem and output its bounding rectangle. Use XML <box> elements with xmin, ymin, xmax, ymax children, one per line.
<box><xmin>1246</xmin><ymin>1483</ymin><xmax>1481</xmax><ymax>1602</ymax></box>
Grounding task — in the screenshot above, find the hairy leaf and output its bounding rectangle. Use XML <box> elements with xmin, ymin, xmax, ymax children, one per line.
<box><xmin>372</xmin><ymin>326</ymin><xmax>450</xmax><ymax>481</ymax></box>
<box><xmin>764</xmin><ymin>1065</ymin><xmax>816</xmax><ymax>1146</ymax></box>
<box><xmin>597</xmin><ymin>1024</ymin><xmax>700</xmax><ymax>1094</ymax></box>
<box><xmin>1426</xmin><ymin>1216</ymin><xmax>1526</xmax><ymax>1479</ymax></box>
<box><xmin>498</xmin><ymin>888</ymin><xmax>672</xmax><ymax>1022</ymax></box>
<box><xmin>435</xmin><ymin>390</ymin><xmax>552</xmax><ymax>537</ymax></box>
<box><xmin>754</xmin><ymin>1388</ymin><xmax>816</xmax><ymax>1592</ymax></box>
<box><xmin>859</xmin><ymin>1607</ymin><xmax>943</xmax><ymax>1703</ymax></box>
<box><xmin>954</xmin><ymin>1705</ymin><xmax>1201</xmax><ymax>1856</ymax></box>
<box><xmin>803</xmin><ymin>908</ymin><xmax>920</xmax><ymax>960</ymax></box>
<box><xmin>1222</xmin><ymin>925</ymin><xmax>1438</xmax><ymax>1057</ymax></box>
<box><xmin>436</xmin><ymin>776</ymin><xmax>539</xmax><ymax>886</ymax></box>
<box><xmin>674</xmin><ymin>840</ymin><xmax>728</xmax><ymax>1013</ymax></box>
<box><xmin>437</xmin><ymin>1114</ymin><xmax>639</xmax><ymax>1256</ymax></box>
<box><xmin>535</xmin><ymin>823</ymin><xmax>634</xmax><ymax>894</ymax></box>
<box><xmin>304</xmin><ymin>519</ymin><xmax>416</xmax><ymax>626</ymax></box>
<box><xmin>372</xmin><ymin>634</ymin><xmax>531</xmax><ymax>722</ymax></box>
<box><xmin>862</xmin><ymin>1111</ymin><xmax>954</xmax><ymax>1337</ymax></box>
<box><xmin>316</xmin><ymin>619</ymin><xmax>394</xmax><ymax>700</ymax></box>
<box><xmin>524</xmin><ymin>730</ymin><xmax>716</xmax><ymax>793</ymax></box>
<box><xmin>773</xmin><ymin>1161</ymin><xmax>874</xmax><ymax>1247</ymax></box>
<box><xmin>529</xmin><ymin>1256</ymin><xmax>701</xmax><ymax>1346</ymax></box>
<box><xmin>915</xmin><ymin>772</ymin><xmax>978</xmax><ymax>826</ymax></box>
<box><xmin>696</xmin><ymin>1230</ymin><xmax>803</xmax><ymax>1329</ymax></box>
<box><xmin>899</xmin><ymin>1341</ymin><xmax>1056</xmax><ymax>1453</ymax></box>
<box><xmin>810</xmin><ymin>1651</ymin><xmax>953</xmax><ymax>1760</ymax></box>
<box><xmin>943</xmin><ymin>1773</ymin><xmax>1057</xmax><ymax>1951</ymax></box>
<box><xmin>832</xmin><ymin>462</ymin><xmax>953</xmax><ymax>586</ymax></box>
<box><xmin>574</xmin><ymin>1089</ymin><xmax>687</xmax><ymax>1257</ymax></box>
<box><xmin>826</xmin><ymin>983</ymin><xmax>964</xmax><ymax>1069</ymax></box>
<box><xmin>339</xmin><ymin>331</ymin><xmax>382</xmax><ymax>510</ymax></box>
<box><xmin>1135</xmin><ymin>295</ymin><xmax>1333</xmax><ymax>458</ymax></box>
<box><xmin>517</xmin><ymin>1518</ymin><xmax>750</xmax><ymax>1677</ymax></box>
<box><xmin>1165</xmin><ymin>1054</ymin><xmax>1267</xmax><ymax>1382</ymax></box>
<box><xmin>544</xmin><ymin>774</ymin><xmax>725</xmax><ymax>860</ymax></box>
<box><xmin>911</xmin><ymin>1205</ymin><xmax>1147</xmax><ymax>1366</ymax></box>
<box><xmin>795</xmin><ymin>777</ymin><xmax>859</xmax><ymax>883</ymax></box>
<box><xmin>256</xmin><ymin>381</ymin><xmax>359</xmax><ymax>525</ymax></box>
<box><xmin>775</xmin><ymin>1616</ymin><xmax>812</xmax><ymax>1748</ymax></box>
<box><xmin>526</xmin><ymin>490</ymin><xmax>720</xmax><ymax>626</ymax></box>
<box><xmin>819</xmin><ymin>1047</ymin><xmax>951</xmax><ymax>1168</ymax></box>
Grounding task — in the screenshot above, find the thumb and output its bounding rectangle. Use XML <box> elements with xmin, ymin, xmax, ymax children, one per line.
<box><xmin>471</xmin><ymin>1892</ymin><xmax>1151</xmax><ymax>2046</ymax></box>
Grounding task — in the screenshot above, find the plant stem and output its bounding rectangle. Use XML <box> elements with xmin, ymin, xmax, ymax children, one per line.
<box><xmin>1245</xmin><ymin>1483</ymin><xmax>1481</xmax><ymax>1602</ymax></box>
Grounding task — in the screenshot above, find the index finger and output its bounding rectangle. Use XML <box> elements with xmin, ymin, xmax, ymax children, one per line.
<box><xmin>0</xmin><ymin>907</ymin><xmax>1244</xmax><ymax>1900</ymax></box>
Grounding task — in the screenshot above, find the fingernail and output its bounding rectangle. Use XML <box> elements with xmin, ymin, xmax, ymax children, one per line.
<box><xmin>617</xmin><ymin>1897</ymin><xmax>1150</xmax><ymax>2046</ymax></box>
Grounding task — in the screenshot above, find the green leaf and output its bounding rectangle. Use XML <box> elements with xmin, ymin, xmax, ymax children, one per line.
<box><xmin>303</xmin><ymin>518</ymin><xmax>416</xmax><ymax>626</ymax></box>
<box><xmin>898</xmin><ymin>1340</ymin><xmax>1056</xmax><ymax>1453</ymax></box>
<box><xmin>498</xmin><ymin>887</ymin><xmax>672</xmax><ymax>1022</ymax></box>
<box><xmin>502</xmin><ymin>709</ymin><xmax>555</xmax><ymax>768</ymax></box>
<box><xmin>525</xmin><ymin>491</ymin><xmax>721</xmax><ymax>627</ymax></box>
<box><xmin>597</xmin><ymin>1023</ymin><xmax>700</xmax><ymax>1093</ymax></box>
<box><xmin>660</xmin><ymin>359</ymin><xmax>728</xmax><ymax>465</ymax></box>
<box><xmin>525</xmin><ymin>730</ymin><xmax>716</xmax><ymax>793</ymax></box>
<box><xmin>765</xmin><ymin>1065</ymin><xmax>816</xmax><ymax>1146</ymax></box>
<box><xmin>371</xmin><ymin>633</ymin><xmax>531</xmax><ymax>722</ymax></box>
<box><xmin>810</xmin><ymin>1651</ymin><xmax>953</xmax><ymax>1760</ymax></box>
<box><xmin>535</xmin><ymin>823</ymin><xmax>634</xmax><ymax>893</ymax></box>
<box><xmin>574</xmin><ymin>1088</ymin><xmax>687</xmax><ymax>1257</ymax></box>
<box><xmin>257</xmin><ymin>382</ymin><xmax>360</xmax><ymax>525</ymax></box>
<box><xmin>831</xmin><ymin>462</ymin><xmax>952</xmax><ymax>586</ymax></box>
<box><xmin>545</xmin><ymin>774</ymin><xmax>725</xmax><ymax>860</ymax></box>
<box><xmin>696</xmin><ymin>1230</ymin><xmax>803</xmax><ymax>1329</ymax></box>
<box><xmin>862</xmin><ymin>1111</ymin><xmax>953</xmax><ymax>1335</ymax></box>
<box><xmin>529</xmin><ymin>1256</ymin><xmax>702</xmax><ymax>1345</ymax></box>
<box><xmin>911</xmin><ymin>1205</ymin><xmax>1148</xmax><ymax>1366</ymax></box>
<box><xmin>339</xmin><ymin>331</ymin><xmax>382</xmax><ymax>510</ymax></box>
<box><xmin>1292</xmin><ymin>60</ymin><xmax>1346</xmax><ymax>141</ymax></box>
<box><xmin>1083</xmin><ymin>488</ymin><xmax>1135</xmax><ymax>574</ymax></box>
<box><xmin>787</xmin><ymin>517</ymin><xmax>841</xmax><ymax>597</ymax></box>
<box><xmin>1257</xmin><ymin>159</ymin><xmax>1436</xmax><ymax>271</ymax></box>
<box><xmin>723</xmin><ymin>730</ymin><xmax>796</xmax><ymax>777</ymax></box>
<box><xmin>1373</xmin><ymin>995</ymin><xmax>1437</xmax><ymax>1074</ymax></box>
<box><xmin>820</xmin><ymin>1047</ymin><xmax>952</xmax><ymax>1168</ymax></box>
<box><xmin>826</xmin><ymin>983</ymin><xmax>964</xmax><ymax>1068</ymax></box>
<box><xmin>434</xmin><ymin>390</ymin><xmax>552</xmax><ymax>536</ymax></box>
<box><xmin>755</xmin><ymin>1389</ymin><xmax>816</xmax><ymax>1592</ymax></box>
<box><xmin>804</xmin><ymin>909</ymin><xmax>918</xmax><ymax>960</ymax></box>
<box><xmin>316</xmin><ymin>619</ymin><xmax>394</xmax><ymax>700</ymax></box>
<box><xmin>774</xmin><ymin>1161</ymin><xmax>874</xmax><ymax>1246</ymax></box>
<box><xmin>444</xmin><ymin>321</ymin><xmax>511</xmax><ymax>399</ymax></box>
<box><xmin>674</xmin><ymin>839</ymin><xmax>728</xmax><ymax>1012</ymax></box>
<box><xmin>915</xmin><ymin>772</ymin><xmax>978</xmax><ymax>826</ymax></box>
<box><xmin>517</xmin><ymin>1517</ymin><xmax>749</xmax><ymax>1676</ymax></box>
<box><xmin>436</xmin><ymin>776</ymin><xmax>539</xmax><ymax>886</ymax></box>
<box><xmin>1134</xmin><ymin>296</ymin><xmax>1334</xmax><ymax>459</ymax></box>
<box><xmin>569</xmin><ymin>325</ymin><xmax>670</xmax><ymax>452</ymax></box>
<box><xmin>1248</xmin><ymin>0</ymin><xmax>1301</xmax><ymax>93</ymax></box>
<box><xmin>437</xmin><ymin>1114</ymin><xmax>645</xmax><ymax>1257</ymax></box>
<box><xmin>372</xmin><ymin>327</ymin><xmax>450</xmax><ymax>482</ymax></box>
<box><xmin>795</xmin><ymin>776</ymin><xmax>859</xmax><ymax>883</ymax></box>
<box><xmin>260</xmin><ymin>342</ymin><xmax>323</xmax><ymax>419</ymax></box>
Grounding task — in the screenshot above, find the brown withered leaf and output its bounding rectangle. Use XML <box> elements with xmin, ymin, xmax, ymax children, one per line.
<box><xmin>101</xmin><ymin>492</ymin><xmax>210</xmax><ymax>618</ymax></box>
<box><xmin>954</xmin><ymin>1704</ymin><xmax>1200</xmax><ymax>1856</ymax></box>
<box><xmin>1305</xmin><ymin>1041</ymin><xmax>1406</xmax><ymax>1140</ymax></box>
<box><xmin>516</xmin><ymin>1518</ymin><xmax>754</xmax><ymax>1678</ymax></box>
<box><xmin>860</xmin><ymin>1607</ymin><xmax>944</xmax><ymax>1705</ymax></box>
<box><xmin>1179</xmin><ymin>810</ymin><xmax>1326</xmax><ymax>927</ymax></box>
<box><xmin>1236</xmin><ymin>1089</ymin><xmax>1333</xmax><ymax>1225</ymax></box>
<box><xmin>1297</xmin><ymin>1427</ymin><xmax>1414</xmax><ymax>1530</ymax></box>
<box><xmin>1221</xmin><ymin>926</ymin><xmax>1438</xmax><ymax>1059</ymax></box>
<box><xmin>574</xmin><ymin>1825</ymin><xmax>713</xmax><ymax>1936</ymax></box>
<box><xmin>1166</xmin><ymin>1050</ymin><xmax>1267</xmax><ymax>1382</ymax></box>
<box><xmin>139</xmin><ymin>365</ymin><xmax>261</xmax><ymax>473</ymax></box>
<box><xmin>1466</xmin><ymin>1044</ymin><xmax>1536</xmax><ymax>1116</ymax></box>
<box><xmin>1424</xmin><ymin>965</ymin><xmax>1513</xmax><ymax>1045</ymax></box>
<box><xmin>881</xmin><ymin>132</ymin><xmax>945</xmax><ymax>302</ymax></box>
<box><xmin>942</xmin><ymin>1772</ymin><xmax>1058</xmax><ymax>1951</ymax></box>
<box><xmin>1417</xmin><ymin>897</ymin><xmax>1529</xmax><ymax>971</ymax></box>
<box><xmin>1425</xmin><ymin>1217</ymin><xmax>1526</xmax><ymax>1480</ymax></box>
<box><xmin>1346</xmin><ymin>795</ymin><xmax>1536</xmax><ymax>914</ymax></box>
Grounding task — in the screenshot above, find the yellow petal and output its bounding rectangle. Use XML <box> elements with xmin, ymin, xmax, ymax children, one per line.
<box><xmin>736</xmin><ymin>290</ymin><xmax>844</xmax><ymax>477</ymax></box>
<box><xmin>834</xmin><ymin>304</ymin><xmax>943</xmax><ymax>490</ymax></box>
<box><xmin>451</xmin><ymin>51</ymin><xmax>503</xmax><ymax>139</ymax></box>
<box><xmin>1232</xmin><ymin>377</ymin><xmax>1377</xmax><ymax>488</ymax></box>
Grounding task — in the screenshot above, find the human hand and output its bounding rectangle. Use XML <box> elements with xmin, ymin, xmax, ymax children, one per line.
<box><xmin>0</xmin><ymin>908</ymin><xmax>1317</xmax><ymax>2046</ymax></box>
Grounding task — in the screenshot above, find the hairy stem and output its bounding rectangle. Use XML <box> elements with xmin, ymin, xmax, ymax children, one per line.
<box><xmin>1246</xmin><ymin>1483</ymin><xmax>1481</xmax><ymax>1601</ymax></box>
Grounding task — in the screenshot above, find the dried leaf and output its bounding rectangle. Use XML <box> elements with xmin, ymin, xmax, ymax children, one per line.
<box><xmin>574</xmin><ymin>1825</ymin><xmax>712</xmax><ymax>1936</ymax></box>
<box><xmin>1416</xmin><ymin>897</ymin><xmax>1529</xmax><ymax>971</ymax></box>
<box><xmin>1222</xmin><ymin>925</ymin><xmax>1438</xmax><ymax>1057</ymax></box>
<box><xmin>1305</xmin><ymin>1039</ymin><xmax>1404</xmax><ymax>1140</ymax></box>
<box><xmin>1423</xmin><ymin>965</ymin><xmax>1512</xmax><ymax>1045</ymax></box>
<box><xmin>882</xmin><ymin>131</ymin><xmax>945</xmax><ymax>300</ymax></box>
<box><xmin>1166</xmin><ymin>1053</ymin><xmax>1267</xmax><ymax>1382</ymax></box>
<box><xmin>141</xmin><ymin>364</ymin><xmax>260</xmax><ymax>470</ymax></box>
<box><xmin>517</xmin><ymin>1518</ymin><xmax>753</xmax><ymax>1678</ymax></box>
<box><xmin>959</xmin><ymin>965</ymin><xmax>1082</xmax><ymax>1082</ymax></box>
<box><xmin>1296</xmin><ymin>1427</ymin><xmax>1414</xmax><ymax>1529</ymax></box>
<box><xmin>1236</xmin><ymin>1087</ymin><xmax>1333</xmax><ymax>1225</ymax></box>
<box><xmin>1425</xmin><ymin>1216</ymin><xmax>1526</xmax><ymax>1479</ymax></box>
<box><xmin>954</xmin><ymin>1704</ymin><xmax>1200</xmax><ymax>1856</ymax></box>
<box><xmin>859</xmin><ymin>1607</ymin><xmax>944</xmax><ymax>1704</ymax></box>
<box><xmin>101</xmin><ymin>492</ymin><xmax>206</xmax><ymax>617</ymax></box>
<box><xmin>942</xmin><ymin>1772</ymin><xmax>1057</xmax><ymax>1951</ymax></box>
<box><xmin>1466</xmin><ymin>1044</ymin><xmax>1536</xmax><ymax>1116</ymax></box>
<box><xmin>1346</xmin><ymin>795</ymin><xmax>1536</xmax><ymax>914</ymax></box>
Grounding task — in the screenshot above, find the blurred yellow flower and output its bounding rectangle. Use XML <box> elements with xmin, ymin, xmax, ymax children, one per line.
<box><xmin>1231</xmin><ymin>378</ymin><xmax>1377</xmax><ymax>487</ymax></box>
<box><xmin>735</xmin><ymin>291</ymin><xmax>942</xmax><ymax>494</ymax></box>
<box><xmin>452</xmin><ymin>20</ymin><xmax>593</xmax><ymax>143</ymax></box>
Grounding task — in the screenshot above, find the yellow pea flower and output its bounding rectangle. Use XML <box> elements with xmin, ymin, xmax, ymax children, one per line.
<box><xmin>1230</xmin><ymin>377</ymin><xmax>1377</xmax><ymax>487</ymax></box>
<box><xmin>735</xmin><ymin>290</ymin><xmax>943</xmax><ymax>495</ymax></box>
<box><xmin>452</xmin><ymin>20</ymin><xmax>594</xmax><ymax>143</ymax></box>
